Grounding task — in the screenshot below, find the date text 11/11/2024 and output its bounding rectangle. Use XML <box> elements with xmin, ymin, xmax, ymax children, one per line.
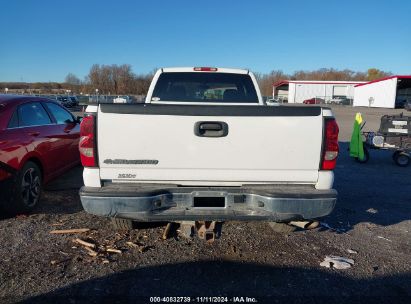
<box><xmin>149</xmin><ymin>296</ymin><xmax>258</xmax><ymax>303</ymax></box>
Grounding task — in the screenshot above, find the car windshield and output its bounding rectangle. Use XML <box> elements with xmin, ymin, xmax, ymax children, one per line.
<box><xmin>152</xmin><ymin>72</ymin><xmax>259</xmax><ymax>103</ymax></box>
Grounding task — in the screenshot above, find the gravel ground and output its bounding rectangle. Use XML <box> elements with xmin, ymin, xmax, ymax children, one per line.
<box><xmin>0</xmin><ymin>105</ymin><xmax>410</xmax><ymax>303</ymax></box>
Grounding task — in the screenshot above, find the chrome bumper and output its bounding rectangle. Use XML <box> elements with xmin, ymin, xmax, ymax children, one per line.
<box><xmin>80</xmin><ymin>184</ymin><xmax>337</xmax><ymax>222</ymax></box>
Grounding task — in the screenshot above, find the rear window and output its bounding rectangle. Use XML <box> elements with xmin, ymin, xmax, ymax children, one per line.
<box><xmin>45</xmin><ymin>102</ymin><xmax>74</xmax><ymax>124</ymax></box>
<box><xmin>18</xmin><ymin>102</ymin><xmax>52</xmax><ymax>127</ymax></box>
<box><xmin>151</xmin><ymin>72</ymin><xmax>259</xmax><ymax>103</ymax></box>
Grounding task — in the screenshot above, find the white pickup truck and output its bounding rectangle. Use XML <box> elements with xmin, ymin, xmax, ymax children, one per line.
<box><xmin>79</xmin><ymin>67</ymin><xmax>339</xmax><ymax>232</ymax></box>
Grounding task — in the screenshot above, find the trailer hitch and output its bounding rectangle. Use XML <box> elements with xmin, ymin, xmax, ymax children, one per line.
<box><xmin>178</xmin><ymin>221</ymin><xmax>222</xmax><ymax>243</ymax></box>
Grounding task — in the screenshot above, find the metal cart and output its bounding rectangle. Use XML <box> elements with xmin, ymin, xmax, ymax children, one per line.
<box><xmin>354</xmin><ymin>114</ymin><xmax>411</xmax><ymax>167</ymax></box>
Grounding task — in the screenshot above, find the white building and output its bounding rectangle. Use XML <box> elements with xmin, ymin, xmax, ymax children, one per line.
<box><xmin>353</xmin><ymin>75</ymin><xmax>411</xmax><ymax>108</ymax></box>
<box><xmin>272</xmin><ymin>80</ymin><xmax>366</xmax><ymax>104</ymax></box>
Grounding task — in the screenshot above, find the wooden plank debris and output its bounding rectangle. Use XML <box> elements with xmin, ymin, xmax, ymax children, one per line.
<box><xmin>84</xmin><ymin>246</ymin><xmax>98</xmax><ymax>257</ymax></box>
<box><xmin>73</xmin><ymin>238</ymin><xmax>96</xmax><ymax>249</ymax></box>
<box><xmin>106</xmin><ymin>248</ymin><xmax>122</xmax><ymax>254</ymax></box>
<box><xmin>50</xmin><ymin>228</ymin><xmax>90</xmax><ymax>234</ymax></box>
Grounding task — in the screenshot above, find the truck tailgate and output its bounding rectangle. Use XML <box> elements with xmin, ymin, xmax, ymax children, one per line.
<box><xmin>97</xmin><ymin>104</ymin><xmax>323</xmax><ymax>185</ymax></box>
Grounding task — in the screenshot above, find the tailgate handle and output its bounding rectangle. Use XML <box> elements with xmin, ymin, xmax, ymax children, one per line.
<box><xmin>194</xmin><ymin>121</ymin><xmax>228</xmax><ymax>137</ymax></box>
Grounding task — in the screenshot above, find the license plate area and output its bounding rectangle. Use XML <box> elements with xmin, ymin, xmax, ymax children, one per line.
<box><xmin>193</xmin><ymin>196</ymin><xmax>226</xmax><ymax>208</ymax></box>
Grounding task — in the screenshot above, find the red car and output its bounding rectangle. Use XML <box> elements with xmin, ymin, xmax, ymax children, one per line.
<box><xmin>303</xmin><ymin>97</ymin><xmax>325</xmax><ymax>104</ymax></box>
<box><xmin>0</xmin><ymin>95</ymin><xmax>81</xmax><ymax>214</ymax></box>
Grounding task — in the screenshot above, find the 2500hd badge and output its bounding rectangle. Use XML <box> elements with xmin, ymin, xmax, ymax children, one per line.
<box><xmin>118</xmin><ymin>174</ymin><xmax>136</xmax><ymax>179</ymax></box>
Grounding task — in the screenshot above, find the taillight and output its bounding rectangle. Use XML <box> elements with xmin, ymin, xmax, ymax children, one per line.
<box><xmin>79</xmin><ymin>114</ymin><xmax>97</xmax><ymax>167</ymax></box>
<box><xmin>193</xmin><ymin>67</ymin><xmax>218</xmax><ymax>72</ymax></box>
<box><xmin>321</xmin><ymin>118</ymin><xmax>339</xmax><ymax>170</ymax></box>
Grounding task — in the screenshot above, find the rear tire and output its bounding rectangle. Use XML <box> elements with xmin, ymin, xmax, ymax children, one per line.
<box><xmin>4</xmin><ymin>161</ymin><xmax>42</xmax><ymax>215</ymax></box>
<box><xmin>392</xmin><ymin>151</ymin><xmax>400</xmax><ymax>161</ymax></box>
<box><xmin>268</xmin><ymin>222</ymin><xmax>296</xmax><ymax>233</ymax></box>
<box><xmin>356</xmin><ymin>146</ymin><xmax>370</xmax><ymax>163</ymax></box>
<box><xmin>393</xmin><ymin>152</ymin><xmax>410</xmax><ymax>167</ymax></box>
<box><xmin>111</xmin><ymin>218</ymin><xmax>135</xmax><ymax>230</ymax></box>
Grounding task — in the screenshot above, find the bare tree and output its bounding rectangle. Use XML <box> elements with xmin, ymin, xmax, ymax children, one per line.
<box><xmin>64</xmin><ymin>73</ymin><xmax>81</xmax><ymax>93</ymax></box>
<box><xmin>65</xmin><ymin>73</ymin><xmax>81</xmax><ymax>85</ymax></box>
<box><xmin>366</xmin><ymin>68</ymin><xmax>392</xmax><ymax>81</ymax></box>
<box><xmin>1</xmin><ymin>66</ymin><xmax>393</xmax><ymax>97</ymax></box>
<box><xmin>87</xmin><ymin>64</ymin><xmax>138</xmax><ymax>95</ymax></box>
<box><xmin>257</xmin><ymin>70</ymin><xmax>289</xmax><ymax>96</ymax></box>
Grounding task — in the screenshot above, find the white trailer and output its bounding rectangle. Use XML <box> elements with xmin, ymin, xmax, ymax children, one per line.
<box><xmin>353</xmin><ymin>76</ymin><xmax>411</xmax><ymax>108</ymax></box>
<box><xmin>273</xmin><ymin>80</ymin><xmax>365</xmax><ymax>104</ymax></box>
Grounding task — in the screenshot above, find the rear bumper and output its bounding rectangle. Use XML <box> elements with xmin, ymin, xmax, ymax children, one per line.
<box><xmin>80</xmin><ymin>183</ymin><xmax>337</xmax><ymax>222</ymax></box>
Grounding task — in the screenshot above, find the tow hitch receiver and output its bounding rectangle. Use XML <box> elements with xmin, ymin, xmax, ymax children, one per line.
<box><xmin>179</xmin><ymin>221</ymin><xmax>222</xmax><ymax>243</ymax></box>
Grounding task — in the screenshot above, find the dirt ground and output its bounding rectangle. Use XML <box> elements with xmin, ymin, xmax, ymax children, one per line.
<box><xmin>0</xmin><ymin>105</ymin><xmax>410</xmax><ymax>303</ymax></box>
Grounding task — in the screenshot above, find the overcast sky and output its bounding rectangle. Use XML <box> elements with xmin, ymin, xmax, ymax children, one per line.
<box><xmin>0</xmin><ymin>0</ymin><xmax>410</xmax><ymax>82</ymax></box>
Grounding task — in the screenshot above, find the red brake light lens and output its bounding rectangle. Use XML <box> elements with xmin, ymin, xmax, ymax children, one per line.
<box><xmin>321</xmin><ymin>118</ymin><xmax>339</xmax><ymax>170</ymax></box>
<box><xmin>79</xmin><ymin>114</ymin><xmax>97</xmax><ymax>167</ymax></box>
<box><xmin>194</xmin><ymin>67</ymin><xmax>218</xmax><ymax>72</ymax></box>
